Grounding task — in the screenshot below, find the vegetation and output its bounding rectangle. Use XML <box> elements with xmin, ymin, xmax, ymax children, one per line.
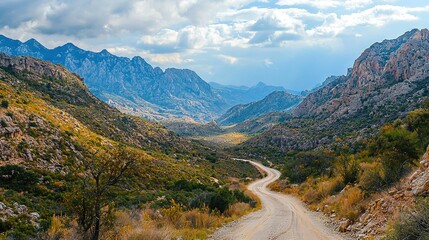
<box><xmin>0</xmin><ymin>63</ymin><xmax>260</xmax><ymax>239</ymax></box>
<box><xmin>1</xmin><ymin>100</ymin><xmax>8</xmax><ymax>108</ymax></box>
<box><xmin>384</xmin><ymin>198</ymin><xmax>429</xmax><ymax>240</ymax></box>
<box><xmin>271</xmin><ymin>99</ymin><xmax>429</xmax><ymax>224</ymax></box>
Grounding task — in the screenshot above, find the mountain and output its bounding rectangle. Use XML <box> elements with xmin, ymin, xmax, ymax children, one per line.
<box><xmin>0</xmin><ymin>35</ymin><xmax>227</xmax><ymax>122</ymax></box>
<box><xmin>240</xmin><ymin>28</ymin><xmax>429</xmax><ymax>156</ymax></box>
<box><xmin>217</xmin><ymin>91</ymin><xmax>304</xmax><ymax>126</ymax></box>
<box><xmin>210</xmin><ymin>81</ymin><xmax>293</xmax><ymax>106</ymax></box>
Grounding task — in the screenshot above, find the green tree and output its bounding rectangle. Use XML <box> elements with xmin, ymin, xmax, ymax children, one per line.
<box><xmin>65</xmin><ymin>146</ymin><xmax>140</xmax><ymax>240</ymax></box>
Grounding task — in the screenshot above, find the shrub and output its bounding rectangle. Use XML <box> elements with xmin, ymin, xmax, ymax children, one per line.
<box><xmin>224</xmin><ymin>202</ymin><xmax>251</xmax><ymax>218</ymax></box>
<box><xmin>369</xmin><ymin>125</ymin><xmax>419</xmax><ymax>185</ymax></box>
<box><xmin>209</xmin><ymin>188</ymin><xmax>236</xmax><ymax>213</ymax></box>
<box><xmin>359</xmin><ymin>162</ymin><xmax>383</xmax><ymax>191</ymax></box>
<box><xmin>0</xmin><ymin>165</ymin><xmax>39</xmax><ymax>192</ymax></box>
<box><xmin>282</xmin><ymin>151</ymin><xmax>334</xmax><ymax>183</ymax></box>
<box><xmin>1</xmin><ymin>100</ymin><xmax>9</xmax><ymax>108</ymax></box>
<box><xmin>178</xmin><ymin>209</ymin><xmax>217</xmax><ymax>229</ymax></box>
<box><xmin>406</xmin><ymin>109</ymin><xmax>429</xmax><ymax>149</ymax></box>
<box><xmin>128</xmin><ymin>228</ymin><xmax>172</xmax><ymax>240</ymax></box>
<box><xmin>336</xmin><ymin>187</ymin><xmax>364</xmax><ymax>220</ymax></box>
<box><xmin>0</xmin><ymin>119</ymin><xmax>7</xmax><ymax>127</ymax></box>
<box><xmin>384</xmin><ymin>198</ymin><xmax>429</xmax><ymax>239</ymax></box>
<box><xmin>336</xmin><ymin>154</ymin><xmax>359</xmax><ymax>185</ymax></box>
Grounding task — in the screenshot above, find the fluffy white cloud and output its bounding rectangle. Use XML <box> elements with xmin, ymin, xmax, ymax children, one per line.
<box><xmin>308</xmin><ymin>5</ymin><xmax>429</xmax><ymax>36</ymax></box>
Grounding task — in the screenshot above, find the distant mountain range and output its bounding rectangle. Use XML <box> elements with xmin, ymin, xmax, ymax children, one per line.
<box><xmin>0</xmin><ymin>35</ymin><xmax>229</xmax><ymax>122</ymax></box>
<box><xmin>216</xmin><ymin>91</ymin><xmax>304</xmax><ymax>126</ymax></box>
<box><xmin>210</xmin><ymin>81</ymin><xmax>302</xmax><ymax>106</ymax></box>
<box><xmin>0</xmin><ymin>34</ymin><xmax>303</xmax><ymax>123</ymax></box>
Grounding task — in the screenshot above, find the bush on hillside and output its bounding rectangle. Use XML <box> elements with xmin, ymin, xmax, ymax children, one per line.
<box><xmin>0</xmin><ymin>165</ymin><xmax>39</xmax><ymax>192</ymax></box>
<box><xmin>385</xmin><ymin>198</ymin><xmax>429</xmax><ymax>239</ymax></box>
<box><xmin>1</xmin><ymin>100</ymin><xmax>9</xmax><ymax>108</ymax></box>
<box><xmin>369</xmin><ymin>125</ymin><xmax>419</xmax><ymax>185</ymax></box>
<box><xmin>282</xmin><ymin>151</ymin><xmax>334</xmax><ymax>183</ymax></box>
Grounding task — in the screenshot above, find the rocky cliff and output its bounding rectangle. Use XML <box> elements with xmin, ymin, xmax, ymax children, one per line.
<box><xmin>293</xmin><ymin>29</ymin><xmax>429</xmax><ymax>123</ymax></box>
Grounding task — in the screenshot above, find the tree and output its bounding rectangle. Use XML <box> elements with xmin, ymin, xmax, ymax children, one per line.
<box><xmin>66</xmin><ymin>146</ymin><xmax>139</xmax><ymax>240</ymax></box>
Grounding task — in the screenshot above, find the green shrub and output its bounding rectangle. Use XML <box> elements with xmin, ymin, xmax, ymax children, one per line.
<box><xmin>369</xmin><ymin>125</ymin><xmax>419</xmax><ymax>185</ymax></box>
<box><xmin>0</xmin><ymin>119</ymin><xmax>7</xmax><ymax>127</ymax></box>
<box><xmin>0</xmin><ymin>165</ymin><xmax>39</xmax><ymax>192</ymax></box>
<box><xmin>209</xmin><ymin>188</ymin><xmax>236</xmax><ymax>213</ymax></box>
<box><xmin>406</xmin><ymin>109</ymin><xmax>429</xmax><ymax>149</ymax></box>
<box><xmin>0</xmin><ymin>220</ymin><xmax>12</xmax><ymax>232</ymax></box>
<box><xmin>282</xmin><ymin>151</ymin><xmax>334</xmax><ymax>183</ymax></box>
<box><xmin>1</xmin><ymin>100</ymin><xmax>8</xmax><ymax>108</ymax></box>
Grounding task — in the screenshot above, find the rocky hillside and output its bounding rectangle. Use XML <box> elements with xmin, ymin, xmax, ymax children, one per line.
<box><xmin>241</xmin><ymin>29</ymin><xmax>429</xmax><ymax>156</ymax></box>
<box><xmin>217</xmin><ymin>91</ymin><xmax>303</xmax><ymax>126</ymax></box>
<box><xmin>345</xmin><ymin>146</ymin><xmax>429</xmax><ymax>238</ymax></box>
<box><xmin>0</xmin><ymin>35</ymin><xmax>227</xmax><ymax>122</ymax></box>
<box><xmin>0</xmin><ymin>53</ymin><xmax>185</xmax><ymax>152</ymax></box>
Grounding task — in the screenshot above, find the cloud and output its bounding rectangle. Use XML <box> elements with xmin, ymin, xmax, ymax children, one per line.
<box><xmin>308</xmin><ymin>5</ymin><xmax>429</xmax><ymax>36</ymax></box>
<box><xmin>218</xmin><ymin>54</ymin><xmax>238</xmax><ymax>64</ymax></box>
<box><xmin>276</xmin><ymin>0</ymin><xmax>341</xmax><ymax>9</ymax></box>
<box><xmin>264</xmin><ymin>58</ymin><xmax>273</xmax><ymax>66</ymax></box>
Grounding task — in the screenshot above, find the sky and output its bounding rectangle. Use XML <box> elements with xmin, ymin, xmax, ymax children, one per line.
<box><xmin>0</xmin><ymin>0</ymin><xmax>428</xmax><ymax>91</ymax></box>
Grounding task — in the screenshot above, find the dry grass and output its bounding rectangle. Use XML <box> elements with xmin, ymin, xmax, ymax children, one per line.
<box><xmin>321</xmin><ymin>186</ymin><xmax>365</xmax><ymax>221</ymax></box>
<box><xmin>194</xmin><ymin>132</ymin><xmax>248</xmax><ymax>146</ymax></box>
<box><xmin>224</xmin><ymin>202</ymin><xmax>251</xmax><ymax>218</ymax></box>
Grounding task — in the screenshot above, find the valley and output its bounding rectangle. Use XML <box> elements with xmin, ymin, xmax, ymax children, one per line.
<box><xmin>1</xmin><ymin>2</ymin><xmax>429</xmax><ymax>238</ymax></box>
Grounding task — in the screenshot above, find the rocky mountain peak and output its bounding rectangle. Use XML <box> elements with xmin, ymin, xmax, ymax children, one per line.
<box><xmin>349</xmin><ymin>28</ymin><xmax>429</xmax><ymax>92</ymax></box>
<box><xmin>294</xmin><ymin>28</ymin><xmax>429</xmax><ymax>120</ymax></box>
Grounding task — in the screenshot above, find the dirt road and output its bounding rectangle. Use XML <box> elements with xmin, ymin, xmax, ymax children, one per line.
<box><xmin>211</xmin><ymin>159</ymin><xmax>346</xmax><ymax>240</ymax></box>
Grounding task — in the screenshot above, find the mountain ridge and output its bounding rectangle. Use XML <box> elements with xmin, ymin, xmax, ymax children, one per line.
<box><xmin>217</xmin><ymin>91</ymin><xmax>303</xmax><ymax>126</ymax></box>
<box><xmin>0</xmin><ymin>35</ymin><xmax>227</xmax><ymax>122</ymax></box>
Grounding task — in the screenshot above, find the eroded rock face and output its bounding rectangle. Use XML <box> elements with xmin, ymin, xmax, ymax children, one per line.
<box><xmin>293</xmin><ymin>28</ymin><xmax>429</xmax><ymax>123</ymax></box>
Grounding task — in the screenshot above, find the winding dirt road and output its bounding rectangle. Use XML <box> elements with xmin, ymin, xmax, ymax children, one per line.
<box><xmin>211</xmin><ymin>159</ymin><xmax>345</xmax><ymax>240</ymax></box>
